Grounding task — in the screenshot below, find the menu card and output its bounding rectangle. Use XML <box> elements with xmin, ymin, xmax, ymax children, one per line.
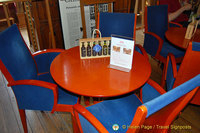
<box><xmin>109</xmin><ymin>35</ymin><xmax>135</xmax><ymax>72</ymax></box>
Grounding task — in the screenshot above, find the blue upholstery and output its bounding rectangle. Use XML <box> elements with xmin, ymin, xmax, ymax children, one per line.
<box><xmin>143</xmin><ymin>5</ymin><xmax>185</xmax><ymax>60</ymax></box>
<box><xmin>99</xmin><ymin>12</ymin><xmax>136</xmax><ymax>38</ymax></box>
<box><xmin>79</xmin><ymin>94</ymin><xmax>142</xmax><ymax>133</ymax></box>
<box><xmin>144</xmin><ymin>74</ymin><xmax>200</xmax><ymax>117</ymax></box>
<box><xmin>192</xmin><ymin>42</ymin><xmax>200</xmax><ymax>51</ymax></box>
<box><xmin>146</xmin><ymin>5</ymin><xmax>168</xmax><ymax>40</ymax></box>
<box><xmin>12</xmin><ymin>85</ymin><xmax>54</xmax><ymax>111</ymax></box>
<box><xmin>0</xmin><ymin>24</ymin><xmax>37</xmax><ymax>80</ymax></box>
<box><xmin>37</xmin><ymin>73</ymin><xmax>78</xmax><ymax>105</ymax></box>
<box><xmin>144</xmin><ymin>33</ymin><xmax>160</xmax><ymax>56</ymax></box>
<box><xmin>142</xmin><ymin>83</ymin><xmax>162</xmax><ymax>103</ymax></box>
<box><xmin>0</xmin><ymin>24</ymin><xmax>78</xmax><ymax>111</ymax></box>
<box><xmin>166</xmin><ymin>58</ymin><xmax>176</xmax><ymax>91</ymax></box>
<box><xmin>160</xmin><ymin>42</ymin><xmax>185</xmax><ymax>58</ymax></box>
<box><xmin>34</xmin><ymin>52</ymin><xmax>61</xmax><ymax>73</ymax></box>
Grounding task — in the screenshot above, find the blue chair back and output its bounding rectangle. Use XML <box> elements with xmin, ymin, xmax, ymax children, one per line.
<box><xmin>0</xmin><ymin>24</ymin><xmax>37</xmax><ymax>81</ymax></box>
<box><xmin>99</xmin><ymin>12</ymin><xmax>136</xmax><ymax>39</ymax></box>
<box><xmin>145</xmin><ymin>5</ymin><xmax>168</xmax><ymax>40</ymax></box>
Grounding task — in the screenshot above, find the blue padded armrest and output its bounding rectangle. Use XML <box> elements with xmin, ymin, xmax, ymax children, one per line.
<box><xmin>12</xmin><ymin>84</ymin><xmax>55</xmax><ymax>111</ymax></box>
<box><xmin>143</xmin><ymin>33</ymin><xmax>161</xmax><ymax>57</ymax></box>
<box><xmin>34</xmin><ymin>52</ymin><xmax>61</xmax><ymax>73</ymax></box>
<box><xmin>143</xmin><ymin>74</ymin><xmax>200</xmax><ymax>118</ymax></box>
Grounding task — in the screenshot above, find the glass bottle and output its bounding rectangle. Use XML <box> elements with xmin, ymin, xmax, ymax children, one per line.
<box><xmin>103</xmin><ymin>40</ymin><xmax>108</xmax><ymax>55</ymax></box>
<box><xmin>81</xmin><ymin>42</ymin><xmax>86</xmax><ymax>57</ymax></box>
<box><xmin>98</xmin><ymin>41</ymin><xmax>102</xmax><ymax>56</ymax></box>
<box><xmin>108</xmin><ymin>40</ymin><xmax>111</xmax><ymax>55</ymax></box>
<box><xmin>87</xmin><ymin>42</ymin><xmax>91</xmax><ymax>57</ymax></box>
<box><xmin>92</xmin><ymin>41</ymin><xmax>97</xmax><ymax>56</ymax></box>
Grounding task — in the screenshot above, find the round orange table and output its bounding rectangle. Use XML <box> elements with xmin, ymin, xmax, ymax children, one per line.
<box><xmin>165</xmin><ymin>27</ymin><xmax>200</xmax><ymax>50</ymax></box>
<box><xmin>50</xmin><ymin>46</ymin><xmax>151</xmax><ymax>97</ymax></box>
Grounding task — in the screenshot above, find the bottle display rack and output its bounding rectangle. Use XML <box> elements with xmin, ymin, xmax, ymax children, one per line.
<box><xmin>79</xmin><ymin>37</ymin><xmax>111</xmax><ymax>59</ymax></box>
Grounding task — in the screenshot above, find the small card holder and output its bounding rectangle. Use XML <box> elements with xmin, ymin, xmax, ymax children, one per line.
<box><xmin>79</xmin><ymin>29</ymin><xmax>111</xmax><ymax>59</ymax></box>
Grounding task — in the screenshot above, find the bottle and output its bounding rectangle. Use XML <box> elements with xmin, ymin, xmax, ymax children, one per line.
<box><xmin>103</xmin><ymin>40</ymin><xmax>108</xmax><ymax>55</ymax></box>
<box><xmin>98</xmin><ymin>41</ymin><xmax>102</xmax><ymax>56</ymax></box>
<box><xmin>108</xmin><ymin>40</ymin><xmax>111</xmax><ymax>55</ymax></box>
<box><xmin>92</xmin><ymin>41</ymin><xmax>97</xmax><ymax>56</ymax></box>
<box><xmin>87</xmin><ymin>42</ymin><xmax>91</xmax><ymax>57</ymax></box>
<box><xmin>81</xmin><ymin>42</ymin><xmax>86</xmax><ymax>57</ymax></box>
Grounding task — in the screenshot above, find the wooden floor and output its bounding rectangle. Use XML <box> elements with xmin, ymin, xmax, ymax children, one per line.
<box><xmin>0</xmin><ymin>28</ymin><xmax>200</xmax><ymax>133</ymax></box>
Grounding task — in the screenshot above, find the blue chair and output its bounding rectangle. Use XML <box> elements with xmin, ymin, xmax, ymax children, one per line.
<box><xmin>143</xmin><ymin>5</ymin><xmax>185</xmax><ymax>87</ymax></box>
<box><xmin>98</xmin><ymin>12</ymin><xmax>148</xmax><ymax>59</ymax></box>
<box><xmin>98</xmin><ymin>12</ymin><xmax>136</xmax><ymax>39</ymax></box>
<box><xmin>0</xmin><ymin>24</ymin><xmax>78</xmax><ymax>133</ymax></box>
<box><xmin>163</xmin><ymin>42</ymin><xmax>200</xmax><ymax>105</ymax></box>
<box><xmin>73</xmin><ymin>75</ymin><xmax>200</xmax><ymax>133</ymax></box>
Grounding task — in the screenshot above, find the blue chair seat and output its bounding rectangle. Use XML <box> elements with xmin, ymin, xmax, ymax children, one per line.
<box><xmin>160</xmin><ymin>42</ymin><xmax>185</xmax><ymax>58</ymax></box>
<box><xmin>79</xmin><ymin>94</ymin><xmax>142</xmax><ymax>133</ymax></box>
<box><xmin>37</xmin><ymin>73</ymin><xmax>78</xmax><ymax>105</ymax></box>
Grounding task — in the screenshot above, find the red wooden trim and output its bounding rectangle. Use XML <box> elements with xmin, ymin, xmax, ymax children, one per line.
<box><xmin>37</xmin><ymin>72</ymin><xmax>49</xmax><ymax>76</ymax></box>
<box><xmin>74</xmin><ymin>107</ymin><xmax>84</xmax><ymax>133</ymax></box>
<box><xmin>169</xmin><ymin>22</ymin><xmax>183</xmax><ymax>28</ymax></box>
<box><xmin>73</xmin><ymin>104</ymin><xmax>109</xmax><ymax>133</ymax></box>
<box><xmin>135</xmin><ymin>44</ymin><xmax>149</xmax><ymax>60</ymax></box>
<box><xmin>19</xmin><ymin>109</ymin><xmax>28</xmax><ymax>133</ymax></box>
<box><xmin>147</xmin><ymin>79</ymin><xmax>166</xmax><ymax>94</ymax></box>
<box><xmin>164</xmin><ymin>55</ymin><xmax>170</xmax><ymax>81</ymax></box>
<box><xmin>0</xmin><ymin>59</ymin><xmax>15</xmax><ymax>83</ymax></box>
<box><xmin>33</xmin><ymin>49</ymin><xmax>65</xmax><ymax>56</ymax></box>
<box><xmin>190</xmin><ymin>88</ymin><xmax>200</xmax><ymax>105</ymax></box>
<box><xmin>144</xmin><ymin>6</ymin><xmax>148</xmax><ymax>32</ymax></box>
<box><xmin>8</xmin><ymin>79</ymin><xmax>57</xmax><ymax>90</ymax></box>
<box><xmin>133</xmin><ymin>14</ymin><xmax>137</xmax><ymax>41</ymax></box>
<box><xmin>52</xmin><ymin>104</ymin><xmax>73</xmax><ymax>113</ymax></box>
<box><xmin>127</xmin><ymin>105</ymin><xmax>147</xmax><ymax>133</ymax></box>
<box><xmin>71</xmin><ymin>113</ymin><xmax>80</xmax><ymax>133</ymax></box>
<box><xmin>169</xmin><ymin>54</ymin><xmax>177</xmax><ymax>78</ymax></box>
<box><xmin>162</xmin><ymin>87</ymin><xmax>199</xmax><ymax>126</ymax></box>
<box><xmin>96</xmin><ymin>12</ymin><xmax>100</xmax><ymax>38</ymax></box>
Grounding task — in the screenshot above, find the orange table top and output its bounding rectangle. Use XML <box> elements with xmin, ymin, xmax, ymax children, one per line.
<box><xmin>165</xmin><ymin>27</ymin><xmax>200</xmax><ymax>50</ymax></box>
<box><xmin>50</xmin><ymin>46</ymin><xmax>151</xmax><ymax>98</ymax></box>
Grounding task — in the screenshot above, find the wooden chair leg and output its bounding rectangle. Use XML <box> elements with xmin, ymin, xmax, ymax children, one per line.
<box><xmin>71</xmin><ymin>113</ymin><xmax>79</xmax><ymax>133</ymax></box>
<box><xmin>19</xmin><ymin>109</ymin><xmax>28</xmax><ymax>133</ymax></box>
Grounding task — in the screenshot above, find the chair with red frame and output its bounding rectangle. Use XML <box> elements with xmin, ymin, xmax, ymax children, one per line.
<box><xmin>73</xmin><ymin>74</ymin><xmax>200</xmax><ymax>133</ymax></box>
<box><xmin>143</xmin><ymin>5</ymin><xmax>185</xmax><ymax>86</ymax></box>
<box><xmin>0</xmin><ymin>24</ymin><xmax>79</xmax><ymax>133</ymax></box>
<box><xmin>162</xmin><ymin>42</ymin><xmax>200</xmax><ymax>105</ymax></box>
<box><xmin>97</xmin><ymin>12</ymin><xmax>149</xmax><ymax>59</ymax></box>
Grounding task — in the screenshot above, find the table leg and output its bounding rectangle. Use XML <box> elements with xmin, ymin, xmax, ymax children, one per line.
<box><xmin>80</xmin><ymin>96</ymin><xmax>86</xmax><ymax>106</ymax></box>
